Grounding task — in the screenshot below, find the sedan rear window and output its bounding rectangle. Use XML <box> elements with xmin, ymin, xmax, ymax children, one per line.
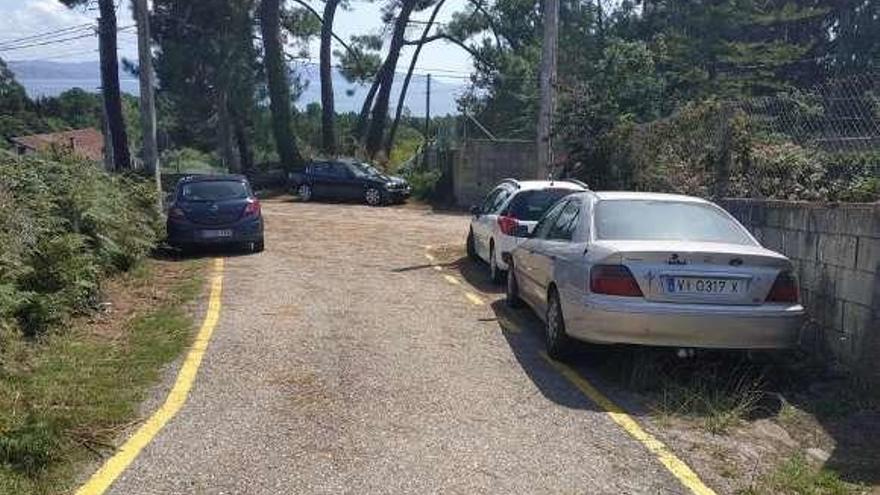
<box><xmin>595</xmin><ymin>200</ymin><xmax>754</xmax><ymax>245</ymax></box>
<box><xmin>507</xmin><ymin>189</ymin><xmax>575</xmax><ymax>221</ymax></box>
<box><xmin>180</xmin><ymin>181</ymin><xmax>248</xmax><ymax>201</ymax></box>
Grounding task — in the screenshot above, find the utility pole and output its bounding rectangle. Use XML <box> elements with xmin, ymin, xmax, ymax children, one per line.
<box><xmin>536</xmin><ymin>0</ymin><xmax>559</xmax><ymax>179</ymax></box>
<box><xmin>424</xmin><ymin>73</ymin><xmax>431</xmax><ymax>142</ymax></box>
<box><xmin>134</xmin><ymin>0</ymin><xmax>161</xmax><ymax>210</ymax></box>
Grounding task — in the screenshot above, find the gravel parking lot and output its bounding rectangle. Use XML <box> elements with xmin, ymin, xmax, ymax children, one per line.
<box><xmin>103</xmin><ymin>198</ymin><xmax>700</xmax><ymax>494</ymax></box>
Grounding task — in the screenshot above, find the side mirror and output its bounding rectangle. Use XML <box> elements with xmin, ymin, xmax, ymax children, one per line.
<box><xmin>469</xmin><ymin>205</ymin><xmax>481</xmax><ymax>216</ymax></box>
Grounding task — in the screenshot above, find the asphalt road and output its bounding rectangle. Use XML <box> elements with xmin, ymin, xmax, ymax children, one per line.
<box><xmin>106</xmin><ymin>199</ymin><xmax>689</xmax><ymax>494</ymax></box>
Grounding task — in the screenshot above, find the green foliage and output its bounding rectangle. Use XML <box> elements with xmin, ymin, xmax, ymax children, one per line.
<box><xmin>0</xmin><ymin>416</ymin><xmax>59</xmax><ymax>475</ymax></box>
<box><xmin>0</xmin><ymin>261</ymin><xmax>205</xmax><ymax>493</ymax></box>
<box><xmin>159</xmin><ymin>147</ymin><xmax>225</xmax><ymax>174</ymax></box>
<box><xmin>0</xmin><ymin>152</ymin><xmax>162</xmax><ymax>337</ymax></box>
<box><xmin>739</xmin><ymin>454</ymin><xmax>863</xmax><ymax>495</ymax></box>
<box><xmin>584</xmin><ymin>99</ymin><xmax>879</xmax><ymax>202</ymax></box>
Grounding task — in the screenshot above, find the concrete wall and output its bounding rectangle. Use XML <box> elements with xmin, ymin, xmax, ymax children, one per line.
<box><xmin>453</xmin><ymin>140</ymin><xmax>537</xmax><ymax>207</ymax></box>
<box><xmin>722</xmin><ymin>199</ymin><xmax>880</xmax><ymax>383</ymax></box>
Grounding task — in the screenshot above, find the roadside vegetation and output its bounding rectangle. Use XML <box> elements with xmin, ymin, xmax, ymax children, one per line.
<box><xmin>739</xmin><ymin>454</ymin><xmax>863</xmax><ymax>495</ymax></box>
<box><xmin>0</xmin><ymin>259</ymin><xmax>206</xmax><ymax>493</ymax></box>
<box><xmin>0</xmin><ymin>150</ymin><xmax>207</xmax><ymax>492</ymax></box>
<box><xmin>590</xmin><ymin>346</ymin><xmax>877</xmax><ymax>494</ymax></box>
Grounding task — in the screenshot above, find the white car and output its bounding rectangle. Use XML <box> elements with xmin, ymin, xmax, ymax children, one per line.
<box><xmin>503</xmin><ymin>191</ymin><xmax>805</xmax><ymax>358</ymax></box>
<box><xmin>466</xmin><ymin>179</ymin><xmax>588</xmax><ymax>283</ymax></box>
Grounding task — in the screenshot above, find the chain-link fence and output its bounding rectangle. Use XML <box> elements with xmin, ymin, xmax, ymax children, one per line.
<box><xmin>593</xmin><ymin>72</ymin><xmax>880</xmax><ymax>202</ymax></box>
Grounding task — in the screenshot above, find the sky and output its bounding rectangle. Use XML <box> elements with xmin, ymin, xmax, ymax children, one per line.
<box><xmin>0</xmin><ymin>0</ymin><xmax>475</xmax><ymax>84</ymax></box>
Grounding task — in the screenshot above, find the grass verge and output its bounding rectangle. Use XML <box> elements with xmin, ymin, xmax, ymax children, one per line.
<box><xmin>738</xmin><ymin>454</ymin><xmax>865</xmax><ymax>495</ymax></box>
<box><xmin>0</xmin><ymin>258</ymin><xmax>207</xmax><ymax>494</ymax></box>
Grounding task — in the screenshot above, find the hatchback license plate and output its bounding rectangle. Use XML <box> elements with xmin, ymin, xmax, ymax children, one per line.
<box><xmin>665</xmin><ymin>277</ymin><xmax>742</xmax><ymax>295</ymax></box>
<box><xmin>201</xmin><ymin>229</ymin><xmax>233</xmax><ymax>239</ymax></box>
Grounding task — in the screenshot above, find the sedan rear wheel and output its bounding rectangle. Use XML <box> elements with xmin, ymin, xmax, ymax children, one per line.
<box><xmin>365</xmin><ymin>187</ymin><xmax>383</xmax><ymax>206</ymax></box>
<box><xmin>546</xmin><ymin>289</ymin><xmax>570</xmax><ymax>360</ymax></box>
<box><xmin>297</xmin><ymin>184</ymin><xmax>312</xmax><ymax>202</ymax></box>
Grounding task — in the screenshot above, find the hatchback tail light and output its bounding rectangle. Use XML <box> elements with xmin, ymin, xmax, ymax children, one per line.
<box><xmin>169</xmin><ymin>206</ymin><xmax>185</xmax><ymax>219</ymax></box>
<box><xmin>590</xmin><ymin>265</ymin><xmax>644</xmax><ymax>297</ymax></box>
<box><xmin>766</xmin><ymin>271</ymin><xmax>799</xmax><ymax>303</ymax></box>
<box><xmin>497</xmin><ymin>215</ymin><xmax>519</xmax><ymax>236</ymax></box>
<box><xmin>243</xmin><ymin>199</ymin><xmax>261</xmax><ymax>217</ymax></box>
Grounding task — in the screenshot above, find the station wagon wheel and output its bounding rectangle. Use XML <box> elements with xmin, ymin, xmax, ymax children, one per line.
<box><xmin>489</xmin><ymin>245</ymin><xmax>504</xmax><ymax>284</ymax></box>
<box><xmin>466</xmin><ymin>229</ymin><xmax>477</xmax><ymax>260</ymax></box>
<box><xmin>297</xmin><ymin>184</ymin><xmax>312</xmax><ymax>202</ymax></box>
<box><xmin>365</xmin><ymin>187</ymin><xmax>383</xmax><ymax>206</ymax></box>
<box><xmin>506</xmin><ymin>264</ymin><xmax>523</xmax><ymax>308</ymax></box>
<box><xmin>545</xmin><ymin>289</ymin><xmax>570</xmax><ymax>359</ymax></box>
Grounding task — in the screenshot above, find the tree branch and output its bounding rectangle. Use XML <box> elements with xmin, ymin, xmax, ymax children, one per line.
<box><xmin>289</xmin><ymin>0</ymin><xmax>356</xmax><ymax>58</ymax></box>
<box><xmin>404</xmin><ymin>33</ymin><xmax>485</xmax><ymax>65</ymax></box>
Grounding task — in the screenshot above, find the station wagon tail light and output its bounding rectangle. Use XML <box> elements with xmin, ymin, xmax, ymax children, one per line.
<box><xmin>244</xmin><ymin>199</ymin><xmax>261</xmax><ymax>217</ymax></box>
<box><xmin>766</xmin><ymin>271</ymin><xmax>799</xmax><ymax>303</ymax></box>
<box><xmin>497</xmin><ymin>215</ymin><xmax>520</xmax><ymax>236</ymax></box>
<box><xmin>590</xmin><ymin>265</ymin><xmax>644</xmax><ymax>297</ymax></box>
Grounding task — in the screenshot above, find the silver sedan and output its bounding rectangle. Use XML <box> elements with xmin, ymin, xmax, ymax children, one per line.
<box><xmin>503</xmin><ymin>191</ymin><xmax>805</xmax><ymax>358</ymax></box>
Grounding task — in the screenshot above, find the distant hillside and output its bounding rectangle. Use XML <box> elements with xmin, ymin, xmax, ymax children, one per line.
<box><xmin>7</xmin><ymin>60</ymin><xmax>463</xmax><ymax>115</ymax></box>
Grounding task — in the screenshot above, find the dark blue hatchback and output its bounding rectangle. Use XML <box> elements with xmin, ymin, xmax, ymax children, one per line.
<box><xmin>166</xmin><ymin>175</ymin><xmax>264</xmax><ymax>252</ymax></box>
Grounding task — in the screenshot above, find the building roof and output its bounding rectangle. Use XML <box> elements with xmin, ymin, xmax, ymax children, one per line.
<box><xmin>10</xmin><ymin>128</ymin><xmax>104</xmax><ymax>162</ymax></box>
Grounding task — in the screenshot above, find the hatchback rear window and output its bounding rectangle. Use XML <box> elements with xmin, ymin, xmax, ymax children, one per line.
<box><xmin>180</xmin><ymin>181</ymin><xmax>249</xmax><ymax>201</ymax></box>
<box><xmin>506</xmin><ymin>189</ymin><xmax>575</xmax><ymax>221</ymax></box>
<box><xmin>595</xmin><ymin>200</ymin><xmax>754</xmax><ymax>245</ymax></box>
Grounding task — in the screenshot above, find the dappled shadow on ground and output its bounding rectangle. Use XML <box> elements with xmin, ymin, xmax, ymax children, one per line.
<box><xmin>484</xmin><ymin>291</ymin><xmax>879</xmax><ymax>486</ymax></box>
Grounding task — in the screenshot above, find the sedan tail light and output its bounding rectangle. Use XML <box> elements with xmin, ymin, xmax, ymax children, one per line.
<box><xmin>497</xmin><ymin>215</ymin><xmax>519</xmax><ymax>236</ymax></box>
<box><xmin>590</xmin><ymin>265</ymin><xmax>644</xmax><ymax>297</ymax></box>
<box><xmin>243</xmin><ymin>199</ymin><xmax>261</xmax><ymax>217</ymax></box>
<box><xmin>766</xmin><ymin>271</ymin><xmax>799</xmax><ymax>303</ymax></box>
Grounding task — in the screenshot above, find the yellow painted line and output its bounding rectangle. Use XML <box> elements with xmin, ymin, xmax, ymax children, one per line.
<box><xmin>76</xmin><ymin>258</ymin><xmax>226</xmax><ymax>495</ymax></box>
<box><xmin>464</xmin><ymin>292</ymin><xmax>485</xmax><ymax>306</ymax></box>
<box><xmin>443</xmin><ymin>274</ymin><xmax>461</xmax><ymax>286</ymax></box>
<box><xmin>540</xmin><ymin>352</ymin><xmax>716</xmax><ymax>495</ymax></box>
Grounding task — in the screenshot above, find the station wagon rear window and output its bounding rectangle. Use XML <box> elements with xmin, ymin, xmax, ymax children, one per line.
<box><xmin>180</xmin><ymin>181</ymin><xmax>249</xmax><ymax>201</ymax></box>
<box><xmin>507</xmin><ymin>189</ymin><xmax>574</xmax><ymax>221</ymax></box>
<box><xmin>595</xmin><ymin>200</ymin><xmax>754</xmax><ymax>245</ymax></box>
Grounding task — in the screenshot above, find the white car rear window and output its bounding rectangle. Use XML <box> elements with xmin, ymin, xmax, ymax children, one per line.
<box><xmin>596</xmin><ymin>200</ymin><xmax>754</xmax><ymax>245</ymax></box>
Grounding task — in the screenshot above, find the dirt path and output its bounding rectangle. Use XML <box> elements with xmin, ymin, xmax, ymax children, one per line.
<box><xmin>105</xmin><ymin>199</ymin><xmax>689</xmax><ymax>494</ymax></box>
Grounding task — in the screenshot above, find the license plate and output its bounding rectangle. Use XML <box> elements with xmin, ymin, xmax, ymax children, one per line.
<box><xmin>201</xmin><ymin>229</ymin><xmax>233</xmax><ymax>239</ymax></box>
<box><xmin>665</xmin><ymin>277</ymin><xmax>743</xmax><ymax>295</ymax></box>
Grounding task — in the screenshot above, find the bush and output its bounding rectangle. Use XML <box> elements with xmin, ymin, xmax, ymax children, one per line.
<box><xmin>0</xmin><ymin>151</ymin><xmax>162</xmax><ymax>337</ymax></box>
<box><xmin>405</xmin><ymin>169</ymin><xmax>442</xmax><ymax>200</ymax></box>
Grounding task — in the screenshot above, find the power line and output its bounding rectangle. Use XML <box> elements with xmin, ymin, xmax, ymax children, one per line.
<box><xmin>0</xmin><ymin>32</ymin><xmax>97</xmax><ymax>53</ymax></box>
<box><xmin>7</xmin><ymin>48</ymin><xmax>99</xmax><ymax>62</ymax></box>
<box><xmin>0</xmin><ymin>23</ymin><xmax>93</xmax><ymax>49</ymax></box>
<box><xmin>0</xmin><ymin>25</ymin><xmax>136</xmax><ymax>54</ymax></box>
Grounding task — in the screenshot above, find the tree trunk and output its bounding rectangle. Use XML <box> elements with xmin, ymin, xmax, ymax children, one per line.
<box><xmin>260</xmin><ymin>0</ymin><xmax>304</xmax><ymax>171</ymax></box>
<box><xmin>218</xmin><ymin>90</ymin><xmax>241</xmax><ymax>172</ymax></box>
<box><xmin>98</xmin><ymin>0</ymin><xmax>131</xmax><ymax>171</ymax></box>
<box><xmin>385</xmin><ymin>0</ymin><xmax>446</xmax><ymax>156</ymax></box>
<box><xmin>235</xmin><ymin>119</ymin><xmax>254</xmax><ymax>172</ymax></box>
<box><xmin>355</xmin><ymin>79</ymin><xmax>380</xmax><ymax>144</ymax></box>
<box><xmin>365</xmin><ymin>0</ymin><xmax>418</xmax><ymax>158</ymax></box>
<box><xmin>320</xmin><ymin>0</ymin><xmax>340</xmax><ymax>154</ymax></box>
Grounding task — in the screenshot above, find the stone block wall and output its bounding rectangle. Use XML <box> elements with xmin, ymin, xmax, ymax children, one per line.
<box><xmin>453</xmin><ymin>140</ymin><xmax>537</xmax><ymax>207</ymax></box>
<box><xmin>722</xmin><ymin>199</ymin><xmax>880</xmax><ymax>384</ymax></box>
